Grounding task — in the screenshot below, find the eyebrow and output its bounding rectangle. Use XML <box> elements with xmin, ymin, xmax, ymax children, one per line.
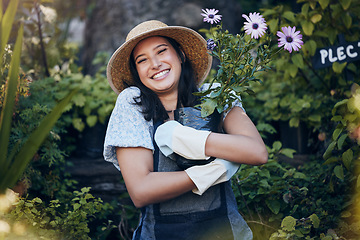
<box><xmin>134</xmin><ymin>43</ymin><xmax>169</xmax><ymax>62</ymax></box>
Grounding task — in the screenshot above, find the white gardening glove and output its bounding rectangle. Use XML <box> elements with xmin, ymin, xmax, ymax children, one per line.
<box><xmin>154</xmin><ymin>120</ymin><xmax>211</xmax><ymax>160</ymax></box>
<box><xmin>185</xmin><ymin>159</ymin><xmax>240</xmax><ymax>195</ymax></box>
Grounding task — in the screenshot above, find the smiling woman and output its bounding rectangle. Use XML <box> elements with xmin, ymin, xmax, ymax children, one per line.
<box><xmin>103</xmin><ymin>20</ymin><xmax>267</xmax><ymax>240</ymax></box>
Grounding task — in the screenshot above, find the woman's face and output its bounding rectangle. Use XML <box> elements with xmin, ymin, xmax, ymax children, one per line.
<box><xmin>132</xmin><ymin>36</ymin><xmax>182</xmax><ymax>96</ymax></box>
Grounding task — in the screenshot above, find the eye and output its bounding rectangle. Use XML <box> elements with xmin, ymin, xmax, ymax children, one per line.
<box><xmin>136</xmin><ymin>58</ymin><xmax>147</xmax><ymax>64</ymax></box>
<box><xmin>158</xmin><ymin>48</ymin><xmax>167</xmax><ymax>54</ymax></box>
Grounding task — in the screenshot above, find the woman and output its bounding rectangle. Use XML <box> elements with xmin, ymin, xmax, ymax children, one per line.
<box><xmin>104</xmin><ymin>20</ymin><xmax>268</xmax><ymax>240</ymax></box>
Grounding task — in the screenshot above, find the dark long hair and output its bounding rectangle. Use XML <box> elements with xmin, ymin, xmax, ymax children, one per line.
<box><xmin>129</xmin><ymin>36</ymin><xmax>200</xmax><ymax>122</ymax></box>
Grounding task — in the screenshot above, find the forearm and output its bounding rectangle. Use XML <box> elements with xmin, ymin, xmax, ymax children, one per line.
<box><xmin>205</xmin><ymin>132</ymin><xmax>268</xmax><ymax>165</ymax></box>
<box><xmin>205</xmin><ymin>107</ymin><xmax>268</xmax><ymax>165</ymax></box>
<box><xmin>129</xmin><ymin>171</ymin><xmax>195</xmax><ymax>208</ymax></box>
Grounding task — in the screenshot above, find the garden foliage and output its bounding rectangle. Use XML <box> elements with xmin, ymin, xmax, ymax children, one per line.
<box><xmin>236</xmin><ymin>0</ymin><xmax>360</xmax><ymax>239</ymax></box>
<box><xmin>0</xmin><ymin>1</ymin><xmax>122</xmax><ymax>239</ymax></box>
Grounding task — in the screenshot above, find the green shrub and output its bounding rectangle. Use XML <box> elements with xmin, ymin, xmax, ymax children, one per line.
<box><xmin>5</xmin><ymin>187</ymin><xmax>115</xmax><ymax>240</ymax></box>
<box><xmin>234</xmin><ymin>140</ymin><xmax>351</xmax><ymax>239</ymax></box>
<box><xmin>235</xmin><ymin>1</ymin><xmax>360</xmax><ymax>237</ymax></box>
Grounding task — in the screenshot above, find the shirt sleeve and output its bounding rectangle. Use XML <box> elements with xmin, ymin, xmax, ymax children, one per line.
<box><xmin>103</xmin><ymin>87</ymin><xmax>154</xmax><ymax>171</ymax></box>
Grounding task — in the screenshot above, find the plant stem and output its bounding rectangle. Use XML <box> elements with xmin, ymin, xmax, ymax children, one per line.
<box><xmin>246</xmin><ymin>220</ymin><xmax>277</xmax><ymax>231</ymax></box>
<box><xmin>35</xmin><ymin>2</ymin><xmax>50</xmax><ymax>77</ymax></box>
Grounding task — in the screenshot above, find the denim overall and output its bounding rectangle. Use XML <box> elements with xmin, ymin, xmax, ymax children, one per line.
<box><xmin>132</xmin><ymin>121</ymin><xmax>253</xmax><ymax>240</ymax></box>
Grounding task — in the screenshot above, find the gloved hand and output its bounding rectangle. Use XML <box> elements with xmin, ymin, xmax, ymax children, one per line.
<box><xmin>154</xmin><ymin>120</ymin><xmax>211</xmax><ymax>160</ymax></box>
<box><xmin>185</xmin><ymin>159</ymin><xmax>240</xmax><ymax>195</ymax></box>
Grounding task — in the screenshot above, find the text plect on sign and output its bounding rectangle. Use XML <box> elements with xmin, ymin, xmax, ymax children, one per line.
<box><xmin>312</xmin><ymin>40</ymin><xmax>360</xmax><ymax>69</ymax></box>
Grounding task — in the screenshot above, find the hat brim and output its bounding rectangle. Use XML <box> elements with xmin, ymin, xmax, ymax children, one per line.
<box><xmin>107</xmin><ymin>25</ymin><xmax>212</xmax><ymax>94</ymax></box>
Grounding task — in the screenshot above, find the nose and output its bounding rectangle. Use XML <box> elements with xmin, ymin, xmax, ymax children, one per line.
<box><xmin>150</xmin><ymin>56</ymin><xmax>162</xmax><ymax>69</ymax></box>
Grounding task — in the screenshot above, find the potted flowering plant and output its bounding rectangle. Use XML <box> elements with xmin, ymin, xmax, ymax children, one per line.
<box><xmin>196</xmin><ymin>8</ymin><xmax>304</xmax><ymax>117</ymax></box>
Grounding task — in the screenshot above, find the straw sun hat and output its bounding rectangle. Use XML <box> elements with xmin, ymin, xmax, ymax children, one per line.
<box><xmin>106</xmin><ymin>20</ymin><xmax>212</xmax><ymax>94</ymax></box>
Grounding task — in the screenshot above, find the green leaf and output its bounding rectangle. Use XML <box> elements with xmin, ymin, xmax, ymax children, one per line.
<box><xmin>333</xmin><ymin>99</ymin><xmax>348</xmax><ymax>109</ymax></box>
<box><xmin>323</xmin><ymin>156</ymin><xmax>339</xmax><ymax>165</ymax></box>
<box><xmin>283</xmin><ymin>11</ymin><xmax>296</xmax><ymax>22</ymax></box>
<box><xmin>342</xmin><ymin>14</ymin><xmax>352</xmax><ymax>29</ymax></box>
<box><xmin>342</xmin><ymin>149</ymin><xmax>353</xmax><ymax>171</ymax></box>
<box><xmin>273</xmin><ymin>141</ymin><xmax>282</xmax><ymax>151</ymax></box>
<box><xmin>291</xmin><ymin>54</ymin><xmax>304</xmax><ymax>69</ymax></box>
<box><xmin>0</xmin><ymin>0</ymin><xmax>19</xmax><ymax>67</ymax></box>
<box><xmin>72</xmin><ymin>118</ymin><xmax>85</xmax><ymax>132</ymax></box>
<box><xmin>267</xmin><ymin>19</ymin><xmax>279</xmax><ymax>34</ymax></box>
<box><xmin>266</xmin><ymin>199</ymin><xmax>281</xmax><ymax>214</ymax></box>
<box><xmin>86</xmin><ymin>115</ymin><xmax>98</xmax><ymax>127</ymax></box>
<box><xmin>310</xmin><ymin>13</ymin><xmax>322</xmax><ymax>23</ymax></box>
<box><xmin>332</xmin><ymin>62</ymin><xmax>347</xmax><ymax>73</ymax></box>
<box><xmin>337</xmin><ymin>134</ymin><xmax>348</xmax><ymax>149</ymax></box>
<box><xmin>281</xmin><ymin>148</ymin><xmax>296</xmax><ymax>158</ymax></box>
<box><xmin>73</xmin><ymin>203</ymin><xmax>81</xmax><ymax>210</ymax></box>
<box><xmin>332</xmin><ymin>127</ymin><xmax>343</xmax><ymax>140</ymax></box>
<box><xmin>294</xmin><ymin>172</ymin><xmax>307</xmax><ymax>179</ymax></box>
<box><xmin>301</xmin><ymin>3</ymin><xmax>310</xmax><ymax>16</ymax></box>
<box><xmin>339</xmin><ymin>0</ymin><xmax>352</xmax><ymax>10</ymax></box>
<box><xmin>289</xmin><ymin>117</ymin><xmax>300</xmax><ymax>127</ymax></box>
<box><xmin>281</xmin><ymin>216</ymin><xmax>296</xmax><ymax>231</ymax></box>
<box><xmin>287</xmin><ymin>64</ymin><xmax>298</xmax><ymax>78</ymax></box>
<box><xmin>34</xmin><ymin>197</ymin><xmax>42</xmax><ymax>203</ymax></box>
<box><xmin>294</xmin><ymin>229</ymin><xmax>304</xmax><ymax>237</ymax></box>
<box><xmin>309</xmin><ymin>1</ymin><xmax>317</xmax><ymax>9</ymax></box>
<box><xmin>318</xmin><ymin>0</ymin><xmax>330</xmax><ymax>9</ymax></box>
<box><xmin>334</xmin><ymin>165</ymin><xmax>344</xmax><ymax>180</ymax></box>
<box><xmin>262</xmin><ymin>9</ymin><xmax>277</xmax><ymax>17</ymax></box>
<box><xmin>302</xmin><ymin>40</ymin><xmax>317</xmax><ymax>56</ymax></box>
<box><xmin>209</xmin><ymin>89</ymin><xmax>222</xmax><ymax>98</ymax></box>
<box><xmin>308</xmin><ymin>114</ymin><xmax>321</xmax><ymax>122</ymax></box>
<box><xmin>323</xmin><ymin>141</ymin><xmax>336</xmax><ymax>159</ymax></box>
<box><xmin>308</xmin><ymin>40</ymin><xmax>317</xmax><ymax>56</ymax></box>
<box><xmin>0</xmin><ymin>24</ymin><xmax>23</xmax><ymax>170</ymax></box>
<box><xmin>309</xmin><ymin>214</ymin><xmax>320</xmax><ymax>228</ymax></box>
<box><xmin>301</xmin><ymin>21</ymin><xmax>314</xmax><ymax>36</ymax></box>
<box><xmin>201</xmin><ymin>99</ymin><xmax>217</xmax><ymax>117</ymax></box>
<box><xmin>341</xmin><ymin>211</ymin><xmax>351</xmax><ymax>218</ymax></box>
<box><xmin>72</xmin><ymin>93</ymin><xmax>87</xmax><ymax>107</ymax></box>
<box><xmin>331</xmin><ymin>115</ymin><xmax>343</xmax><ymax>122</ymax></box>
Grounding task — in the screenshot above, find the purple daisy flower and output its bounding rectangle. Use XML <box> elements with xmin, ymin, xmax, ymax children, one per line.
<box><xmin>277</xmin><ymin>26</ymin><xmax>304</xmax><ymax>53</ymax></box>
<box><xmin>201</xmin><ymin>8</ymin><xmax>222</xmax><ymax>24</ymax></box>
<box><xmin>206</xmin><ymin>38</ymin><xmax>217</xmax><ymax>51</ymax></box>
<box><xmin>242</xmin><ymin>12</ymin><xmax>267</xmax><ymax>39</ymax></box>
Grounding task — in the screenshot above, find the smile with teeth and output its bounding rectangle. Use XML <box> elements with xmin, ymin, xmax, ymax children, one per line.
<box><xmin>152</xmin><ymin>69</ymin><xmax>170</xmax><ymax>79</ymax></box>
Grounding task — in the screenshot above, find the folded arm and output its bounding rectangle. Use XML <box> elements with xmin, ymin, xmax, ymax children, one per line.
<box><xmin>205</xmin><ymin>106</ymin><xmax>268</xmax><ymax>165</ymax></box>
<box><xmin>116</xmin><ymin>147</ymin><xmax>195</xmax><ymax>208</ymax></box>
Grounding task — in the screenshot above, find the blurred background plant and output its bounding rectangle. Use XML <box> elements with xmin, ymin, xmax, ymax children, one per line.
<box><xmin>234</xmin><ymin>0</ymin><xmax>360</xmax><ymax>239</ymax></box>
<box><xmin>243</xmin><ymin>0</ymin><xmax>360</xmax><ymax>152</ymax></box>
<box><xmin>0</xmin><ymin>0</ymin><xmax>126</xmax><ymax>239</ymax></box>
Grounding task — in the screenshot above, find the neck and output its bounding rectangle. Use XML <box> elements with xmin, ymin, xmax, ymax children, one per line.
<box><xmin>158</xmin><ymin>92</ymin><xmax>178</xmax><ymax>112</ymax></box>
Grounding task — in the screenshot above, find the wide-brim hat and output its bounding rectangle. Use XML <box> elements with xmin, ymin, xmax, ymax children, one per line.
<box><xmin>106</xmin><ymin>20</ymin><xmax>212</xmax><ymax>94</ymax></box>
